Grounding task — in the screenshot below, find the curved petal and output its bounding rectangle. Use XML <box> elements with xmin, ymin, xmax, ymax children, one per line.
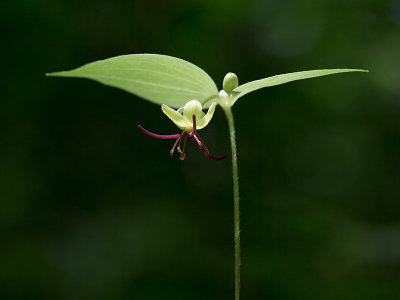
<box><xmin>183</xmin><ymin>100</ymin><xmax>203</xmax><ymax>124</ymax></box>
<box><xmin>161</xmin><ymin>104</ymin><xmax>187</xmax><ymax>128</ymax></box>
<box><xmin>197</xmin><ymin>102</ymin><xmax>217</xmax><ymax>129</ymax></box>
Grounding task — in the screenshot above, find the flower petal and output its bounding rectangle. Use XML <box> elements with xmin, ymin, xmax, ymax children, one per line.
<box><xmin>162</xmin><ymin>104</ymin><xmax>187</xmax><ymax>128</ymax></box>
<box><xmin>183</xmin><ymin>100</ymin><xmax>204</xmax><ymax>124</ymax></box>
<box><xmin>197</xmin><ymin>102</ymin><xmax>217</xmax><ymax>129</ymax></box>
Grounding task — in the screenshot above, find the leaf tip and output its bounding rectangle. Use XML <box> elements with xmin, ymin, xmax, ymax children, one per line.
<box><xmin>46</xmin><ymin>71</ymin><xmax>64</xmax><ymax>77</ymax></box>
<box><xmin>351</xmin><ymin>69</ymin><xmax>369</xmax><ymax>73</ymax></box>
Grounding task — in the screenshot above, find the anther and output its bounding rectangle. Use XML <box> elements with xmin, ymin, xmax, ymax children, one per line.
<box><xmin>170</xmin><ymin>130</ymin><xmax>186</xmax><ymax>157</ymax></box>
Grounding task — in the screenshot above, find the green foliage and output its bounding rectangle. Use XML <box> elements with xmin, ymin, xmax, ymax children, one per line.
<box><xmin>47</xmin><ymin>54</ymin><xmax>219</xmax><ymax>108</ymax></box>
<box><xmin>231</xmin><ymin>69</ymin><xmax>368</xmax><ymax>104</ymax></box>
<box><xmin>49</xmin><ymin>55</ymin><xmax>367</xmax><ymax>110</ymax></box>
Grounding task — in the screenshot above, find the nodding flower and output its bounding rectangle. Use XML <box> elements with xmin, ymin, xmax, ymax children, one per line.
<box><xmin>138</xmin><ymin>100</ymin><xmax>227</xmax><ymax>161</ymax></box>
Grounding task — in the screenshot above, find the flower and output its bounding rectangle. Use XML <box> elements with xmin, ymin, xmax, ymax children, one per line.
<box><xmin>138</xmin><ymin>100</ymin><xmax>227</xmax><ymax>161</ymax></box>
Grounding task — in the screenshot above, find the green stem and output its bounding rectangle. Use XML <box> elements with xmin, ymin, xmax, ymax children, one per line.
<box><xmin>223</xmin><ymin>106</ymin><xmax>240</xmax><ymax>300</ymax></box>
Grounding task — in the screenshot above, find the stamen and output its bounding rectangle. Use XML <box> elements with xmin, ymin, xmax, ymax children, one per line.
<box><xmin>190</xmin><ymin>133</ymin><xmax>202</xmax><ymax>148</ymax></box>
<box><xmin>177</xmin><ymin>132</ymin><xmax>185</xmax><ymax>154</ymax></box>
<box><xmin>170</xmin><ymin>130</ymin><xmax>186</xmax><ymax>157</ymax></box>
<box><xmin>196</xmin><ymin>132</ymin><xmax>206</xmax><ymax>146</ymax></box>
<box><xmin>170</xmin><ymin>136</ymin><xmax>181</xmax><ymax>156</ymax></box>
<box><xmin>138</xmin><ymin>125</ymin><xmax>181</xmax><ymax>139</ymax></box>
<box><xmin>178</xmin><ymin>135</ymin><xmax>187</xmax><ymax>160</ymax></box>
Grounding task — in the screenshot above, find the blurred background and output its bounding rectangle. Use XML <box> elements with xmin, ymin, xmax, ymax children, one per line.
<box><xmin>1</xmin><ymin>0</ymin><xmax>400</xmax><ymax>299</ymax></box>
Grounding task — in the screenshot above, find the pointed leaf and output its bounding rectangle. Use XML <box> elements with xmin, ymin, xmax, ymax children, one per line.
<box><xmin>232</xmin><ymin>69</ymin><xmax>368</xmax><ymax>103</ymax></box>
<box><xmin>47</xmin><ymin>54</ymin><xmax>219</xmax><ymax>108</ymax></box>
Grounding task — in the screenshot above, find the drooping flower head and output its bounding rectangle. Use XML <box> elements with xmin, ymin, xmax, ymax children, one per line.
<box><xmin>138</xmin><ymin>100</ymin><xmax>227</xmax><ymax>161</ymax></box>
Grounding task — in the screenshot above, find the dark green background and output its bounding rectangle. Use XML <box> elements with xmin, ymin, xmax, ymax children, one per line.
<box><xmin>1</xmin><ymin>0</ymin><xmax>400</xmax><ymax>299</ymax></box>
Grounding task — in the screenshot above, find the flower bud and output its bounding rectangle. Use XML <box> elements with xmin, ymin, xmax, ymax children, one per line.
<box><xmin>223</xmin><ymin>72</ymin><xmax>238</xmax><ymax>94</ymax></box>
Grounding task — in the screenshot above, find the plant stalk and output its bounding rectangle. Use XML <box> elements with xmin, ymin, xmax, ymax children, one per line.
<box><xmin>223</xmin><ymin>106</ymin><xmax>240</xmax><ymax>300</ymax></box>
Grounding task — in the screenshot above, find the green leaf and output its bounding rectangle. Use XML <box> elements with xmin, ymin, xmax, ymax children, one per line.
<box><xmin>47</xmin><ymin>54</ymin><xmax>219</xmax><ymax>108</ymax></box>
<box><xmin>232</xmin><ymin>69</ymin><xmax>368</xmax><ymax>104</ymax></box>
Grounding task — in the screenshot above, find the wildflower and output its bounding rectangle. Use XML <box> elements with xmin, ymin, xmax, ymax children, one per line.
<box><xmin>138</xmin><ymin>100</ymin><xmax>227</xmax><ymax>161</ymax></box>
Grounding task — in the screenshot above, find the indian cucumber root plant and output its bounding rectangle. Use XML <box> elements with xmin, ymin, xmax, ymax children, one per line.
<box><xmin>48</xmin><ymin>54</ymin><xmax>367</xmax><ymax>300</ymax></box>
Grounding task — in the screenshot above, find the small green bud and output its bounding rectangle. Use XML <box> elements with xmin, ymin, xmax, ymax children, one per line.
<box><xmin>223</xmin><ymin>72</ymin><xmax>238</xmax><ymax>94</ymax></box>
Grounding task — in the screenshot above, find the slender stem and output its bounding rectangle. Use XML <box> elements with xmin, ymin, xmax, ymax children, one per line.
<box><xmin>223</xmin><ymin>106</ymin><xmax>240</xmax><ymax>300</ymax></box>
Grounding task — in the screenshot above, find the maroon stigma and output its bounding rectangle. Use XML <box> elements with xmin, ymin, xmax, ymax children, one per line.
<box><xmin>138</xmin><ymin>114</ymin><xmax>228</xmax><ymax>161</ymax></box>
